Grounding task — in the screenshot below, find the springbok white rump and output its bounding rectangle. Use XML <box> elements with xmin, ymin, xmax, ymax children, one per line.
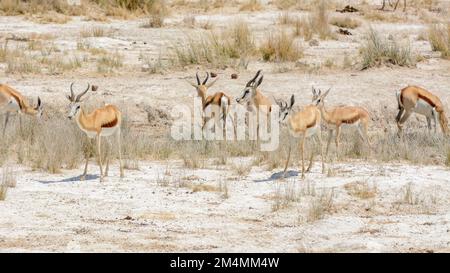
<box><xmin>276</xmin><ymin>95</ymin><xmax>325</xmax><ymax>179</ymax></box>
<box><xmin>396</xmin><ymin>85</ymin><xmax>449</xmax><ymax>136</ymax></box>
<box><xmin>311</xmin><ymin>87</ymin><xmax>371</xmax><ymax>157</ymax></box>
<box><xmin>187</xmin><ymin>72</ymin><xmax>233</xmax><ymax>137</ymax></box>
<box><xmin>66</xmin><ymin>83</ymin><xmax>124</xmax><ymax>182</ymax></box>
<box><xmin>0</xmin><ymin>84</ymin><xmax>43</xmax><ymax>136</ymax></box>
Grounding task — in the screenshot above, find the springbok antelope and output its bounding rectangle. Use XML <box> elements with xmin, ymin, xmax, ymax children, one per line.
<box><xmin>396</xmin><ymin>85</ymin><xmax>449</xmax><ymax>136</ymax></box>
<box><xmin>311</xmin><ymin>87</ymin><xmax>372</xmax><ymax>157</ymax></box>
<box><xmin>187</xmin><ymin>72</ymin><xmax>233</xmax><ymax>137</ymax></box>
<box><xmin>276</xmin><ymin>95</ymin><xmax>325</xmax><ymax>179</ymax></box>
<box><xmin>380</xmin><ymin>0</ymin><xmax>406</xmax><ymax>11</ymax></box>
<box><xmin>236</xmin><ymin>70</ymin><xmax>273</xmax><ymax>140</ymax></box>
<box><xmin>66</xmin><ymin>83</ymin><xmax>124</xmax><ymax>182</ymax></box>
<box><xmin>0</xmin><ymin>84</ymin><xmax>43</xmax><ymax>136</ymax></box>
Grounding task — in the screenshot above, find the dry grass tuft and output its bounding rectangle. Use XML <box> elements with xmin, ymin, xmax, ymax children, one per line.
<box><xmin>427</xmin><ymin>23</ymin><xmax>450</xmax><ymax>59</ymax></box>
<box><xmin>260</xmin><ymin>31</ymin><xmax>302</xmax><ymax>62</ymax></box>
<box><xmin>96</xmin><ymin>51</ymin><xmax>124</xmax><ymax>74</ymax></box>
<box><xmin>307</xmin><ymin>188</ymin><xmax>334</xmax><ymax>222</ymax></box>
<box><xmin>359</xmin><ymin>28</ymin><xmax>416</xmax><ymax>70</ymax></box>
<box><xmin>239</xmin><ymin>0</ymin><xmax>263</xmax><ymax>12</ymax></box>
<box><xmin>0</xmin><ymin>183</ymin><xmax>7</xmax><ymax>201</ymax></box>
<box><xmin>172</xmin><ymin>20</ymin><xmax>255</xmax><ymax>68</ymax></box>
<box><xmin>330</xmin><ymin>16</ymin><xmax>361</xmax><ymax>29</ymax></box>
<box><xmin>345</xmin><ymin>181</ymin><xmax>377</xmax><ymax>199</ymax></box>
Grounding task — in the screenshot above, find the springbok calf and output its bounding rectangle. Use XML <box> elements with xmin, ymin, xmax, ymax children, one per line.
<box><xmin>187</xmin><ymin>72</ymin><xmax>233</xmax><ymax>137</ymax></box>
<box><xmin>0</xmin><ymin>84</ymin><xmax>43</xmax><ymax>136</ymax></box>
<box><xmin>66</xmin><ymin>83</ymin><xmax>124</xmax><ymax>182</ymax></box>
<box><xmin>277</xmin><ymin>95</ymin><xmax>325</xmax><ymax>179</ymax></box>
<box><xmin>396</xmin><ymin>85</ymin><xmax>449</xmax><ymax>136</ymax></box>
<box><xmin>236</xmin><ymin>70</ymin><xmax>273</xmax><ymax>140</ymax></box>
<box><xmin>312</xmin><ymin>87</ymin><xmax>371</xmax><ymax>157</ymax></box>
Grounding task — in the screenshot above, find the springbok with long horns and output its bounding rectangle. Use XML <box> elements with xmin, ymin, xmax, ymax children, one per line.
<box><xmin>276</xmin><ymin>95</ymin><xmax>325</xmax><ymax>179</ymax></box>
<box><xmin>0</xmin><ymin>84</ymin><xmax>43</xmax><ymax>136</ymax></box>
<box><xmin>312</xmin><ymin>87</ymin><xmax>372</xmax><ymax>157</ymax></box>
<box><xmin>66</xmin><ymin>83</ymin><xmax>124</xmax><ymax>182</ymax></box>
<box><xmin>187</xmin><ymin>72</ymin><xmax>233</xmax><ymax>137</ymax></box>
<box><xmin>396</xmin><ymin>85</ymin><xmax>449</xmax><ymax>136</ymax></box>
<box><xmin>236</xmin><ymin>70</ymin><xmax>273</xmax><ymax>141</ymax></box>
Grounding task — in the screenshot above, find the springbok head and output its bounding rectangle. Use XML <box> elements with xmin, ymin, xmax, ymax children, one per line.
<box><xmin>66</xmin><ymin>82</ymin><xmax>90</xmax><ymax>119</ymax></box>
<box><xmin>236</xmin><ymin>70</ymin><xmax>263</xmax><ymax>104</ymax></box>
<box><xmin>187</xmin><ymin>72</ymin><xmax>218</xmax><ymax>98</ymax></box>
<box><xmin>312</xmin><ymin>87</ymin><xmax>330</xmax><ymax>107</ymax></box>
<box><xmin>275</xmin><ymin>94</ymin><xmax>295</xmax><ymax>123</ymax></box>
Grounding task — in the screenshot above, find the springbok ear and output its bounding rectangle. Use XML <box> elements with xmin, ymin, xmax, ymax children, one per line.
<box><xmin>186</xmin><ymin>79</ymin><xmax>198</xmax><ymax>88</ymax></box>
<box><xmin>312</xmin><ymin>87</ymin><xmax>316</xmax><ymax>95</ymax></box>
<box><xmin>289</xmin><ymin>95</ymin><xmax>295</xmax><ymax>108</ymax></box>
<box><xmin>206</xmin><ymin>77</ymin><xmax>218</xmax><ymax>88</ymax></box>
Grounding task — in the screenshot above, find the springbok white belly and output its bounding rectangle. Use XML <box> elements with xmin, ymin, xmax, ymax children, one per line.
<box><xmin>413</xmin><ymin>99</ymin><xmax>434</xmax><ymax>117</ymax></box>
<box><xmin>1</xmin><ymin>98</ymin><xmax>21</xmax><ymax>113</ymax></box>
<box><xmin>305</xmin><ymin>124</ymin><xmax>320</xmax><ymax>138</ymax></box>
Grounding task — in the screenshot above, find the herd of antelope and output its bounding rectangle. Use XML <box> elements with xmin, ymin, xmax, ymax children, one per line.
<box><xmin>0</xmin><ymin>70</ymin><xmax>448</xmax><ymax>181</ymax></box>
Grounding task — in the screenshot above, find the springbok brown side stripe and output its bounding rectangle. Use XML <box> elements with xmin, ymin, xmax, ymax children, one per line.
<box><xmin>8</xmin><ymin>91</ymin><xmax>24</xmax><ymax>111</ymax></box>
<box><xmin>101</xmin><ymin>117</ymin><xmax>118</xmax><ymax>128</ymax></box>
<box><xmin>418</xmin><ymin>93</ymin><xmax>436</xmax><ymax>108</ymax></box>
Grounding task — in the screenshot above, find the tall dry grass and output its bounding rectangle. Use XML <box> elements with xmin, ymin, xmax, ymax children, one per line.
<box><xmin>359</xmin><ymin>28</ymin><xmax>417</xmax><ymax>70</ymax></box>
<box><xmin>260</xmin><ymin>31</ymin><xmax>303</xmax><ymax>62</ymax></box>
<box><xmin>427</xmin><ymin>23</ymin><xmax>450</xmax><ymax>59</ymax></box>
<box><xmin>172</xmin><ymin>20</ymin><xmax>255</xmax><ymax>68</ymax></box>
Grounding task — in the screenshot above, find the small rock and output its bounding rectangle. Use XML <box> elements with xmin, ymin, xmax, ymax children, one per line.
<box><xmin>123</xmin><ymin>216</ymin><xmax>133</xmax><ymax>220</ymax></box>
<box><xmin>91</xmin><ymin>85</ymin><xmax>98</xmax><ymax>92</ymax></box>
<box><xmin>210</xmin><ymin>72</ymin><xmax>217</xmax><ymax>78</ymax></box>
<box><xmin>231</xmin><ymin>73</ymin><xmax>238</xmax><ymax>79</ymax></box>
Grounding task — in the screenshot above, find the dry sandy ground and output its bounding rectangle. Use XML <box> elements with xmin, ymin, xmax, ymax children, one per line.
<box><xmin>1</xmin><ymin>160</ymin><xmax>450</xmax><ymax>252</ymax></box>
<box><xmin>1</xmin><ymin>2</ymin><xmax>450</xmax><ymax>252</ymax></box>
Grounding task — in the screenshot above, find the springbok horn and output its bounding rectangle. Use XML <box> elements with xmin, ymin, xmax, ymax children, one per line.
<box><xmin>196</xmin><ymin>72</ymin><xmax>200</xmax><ymax>86</ymax></box>
<box><xmin>75</xmin><ymin>83</ymin><xmax>90</xmax><ymax>102</ymax></box>
<box><xmin>69</xmin><ymin>82</ymin><xmax>75</xmax><ymax>101</ymax></box>
<box><xmin>246</xmin><ymin>70</ymin><xmax>262</xmax><ymax>87</ymax></box>
<box><xmin>203</xmin><ymin>72</ymin><xmax>209</xmax><ymax>85</ymax></box>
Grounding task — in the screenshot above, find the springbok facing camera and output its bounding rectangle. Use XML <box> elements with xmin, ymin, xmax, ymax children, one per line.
<box><xmin>187</xmin><ymin>72</ymin><xmax>233</xmax><ymax>137</ymax></box>
<box><xmin>276</xmin><ymin>95</ymin><xmax>325</xmax><ymax>179</ymax></box>
<box><xmin>0</xmin><ymin>84</ymin><xmax>43</xmax><ymax>136</ymax></box>
<box><xmin>311</xmin><ymin>87</ymin><xmax>372</xmax><ymax>157</ymax></box>
<box><xmin>396</xmin><ymin>86</ymin><xmax>449</xmax><ymax>137</ymax></box>
<box><xmin>236</xmin><ymin>70</ymin><xmax>273</xmax><ymax>141</ymax></box>
<box><xmin>66</xmin><ymin>83</ymin><xmax>124</xmax><ymax>182</ymax></box>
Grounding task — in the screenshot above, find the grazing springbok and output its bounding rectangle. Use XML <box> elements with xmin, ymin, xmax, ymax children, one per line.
<box><xmin>312</xmin><ymin>87</ymin><xmax>371</xmax><ymax>157</ymax></box>
<box><xmin>66</xmin><ymin>82</ymin><xmax>124</xmax><ymax>182</ymax></box>
<box><xmin>396</xmin><ymin>85</ymin><xmax>449</xmax><ymax>136</ymax></box>
<box><xmin>236</xmin><ymin>70</ymin><xmax>273</xmax><ymax>141</ymax></box>
<box><xmin>276</xmin><ymin>95</ymin><xmax>325</xmax><ymax>179</ymax></box>
<box><xmin>187</xmin><ymin>72</ymin><xmax>233</xmax><ymax>137</ymax></box>
<box><xmin>0</xmin><ymin>84</ymin><xmax>43</xmax><ymax>136</ymax></box>
<box><xmin>380</xmin><ymin>0</ymin><xmax>406</xmax><ymax>11</ymax></box>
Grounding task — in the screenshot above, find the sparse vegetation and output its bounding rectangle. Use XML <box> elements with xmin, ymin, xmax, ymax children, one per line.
<box><xmin>345</xmin><ymin>181</ymin><xmax>377</xmax><ymax>199</ymax></box>
<box><xmin>239</xmin><ymin>0</ymin><xmax>263</xmax><ymax>12</ymax></box>
<box><xmin>359</xmin><ymin>28</ymin><xmax>416</xmax><ymax>70</ymax></box>
<box><xmin>330</xmin><ymin>16</ymin><xmax>361</xmax><ymax>29</ymax></box>
<box><xmin>307</xmin><ymin>188</ymin><xmax>334</xmax><ymax>222</ymax></box>
<box><xmin>96</xmin><ymin>52</ymin><xmax>124</xmax><ymax>73</ymax></box>
<box><xmin>427</xmin><ymin>23</ymin><xmax>450</xmax><ymax>59</ymax></box>
<box><xmin>260</xmin><ymin>31</ymin><xmax>302</xmax><ymax>62</ymax></box>
<box><xmin>172</xmin><ymin>20</ymin><xmax>255</xmax><ymax>68</ymax></box>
